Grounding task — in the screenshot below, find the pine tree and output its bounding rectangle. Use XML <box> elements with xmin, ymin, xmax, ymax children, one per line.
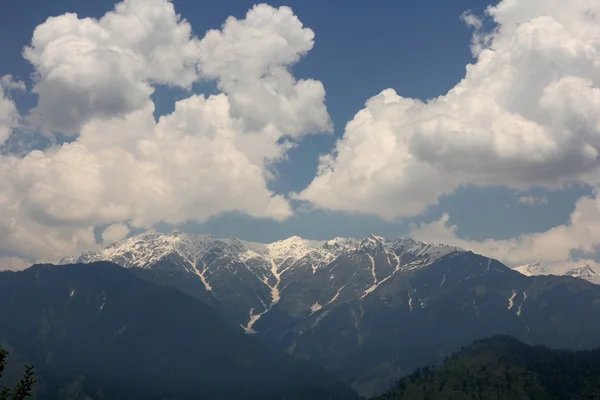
<box><xmin>0</xmin><ymin>349</ymin><xmax>36</xmax><ymax>400</ymax></box>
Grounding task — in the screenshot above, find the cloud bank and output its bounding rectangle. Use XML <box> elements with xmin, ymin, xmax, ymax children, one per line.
<box><xmin>298</xmin><ymin>0</ymin><xmax>600</xmax><ymax>219</ymax></box>
<box><xmin>409</xmin><ymin>190</ymin><xmax>600</xmax><ymax>272</ymax></box>
<box><xmin>0</xmin><ymin>1</ymin><xmax>331</xmax><ymax>262</ymax></box>
<box><xmin>2</xmin><ymin>0</ymin><xmax>600</xmax><ymax>273</ymax></box>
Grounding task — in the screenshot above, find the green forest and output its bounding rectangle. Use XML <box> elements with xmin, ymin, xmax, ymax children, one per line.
<box><xmin>373</xmin><ymin>335</ymin><xmax>600</xmax><ymax>400</ymax></box>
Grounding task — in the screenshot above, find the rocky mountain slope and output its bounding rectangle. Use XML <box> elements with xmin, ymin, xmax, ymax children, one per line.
<box><xmin>62</xmin><ymin>233</ymin><xmax>600</xmax><ymax>397</ymax></box>
<box><xmin>0</xmin><ymin>262</ymin><xmax>357</xmax><ymax>400</ymax></box>
<box><xmin>565</xmin><ymin>265</ymin><xmax>600</xmax><ymax>284</ymax></box>
<box><xmin>512</xmin><ymin>262</ymin><xmax>552</xmax><ymax>277</ymax></box>
<box><xmin>61</xmin><ymin>233</ymin><xmax>460</xmax><ymax>333</ymax></box>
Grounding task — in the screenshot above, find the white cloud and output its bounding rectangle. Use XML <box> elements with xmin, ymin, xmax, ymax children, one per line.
<box><xmin>516</xmin><ymin>194</ymin><xmax>548</xmax><ymax>206</ymax></box>
<box><xmin>0</xmin><ymin>76</ymin><xmax>23</xmax><ymax>145</ymax></box>
<box><xmin>101</xmin><ymin>223</ymin><xmax>130</xmax><ymax>245</ymax></box>
<box><xmin>298</xmin><ymin>0</ymin><xmax>600</xmax><ymax>219</ymax></box>
<box><xmin>0</xmin><ymin>256</ymin><xmax>31</xmax><ymax>272</ymax></box>
<box><xmin>1</xmin><ymin>76</ymin><xmax>26</xmax><ymax>92</ymax></box>
<box><xmin>24</xmin><ymin>0</ymin><xmax>202</xmax><ymax>134</ymax></box>
<box><xmin>198</xmin><ymin>4</ymin><xmax>331</xmax><ymax>141</ymax></box>
<box><xmin>0</xmin><ymin>1</ymin><xmax>331</xmax><ymax>262</ymax></box>
<box><xmin>410</xmin><ymin>190</ymin><xmax>600</xmax><ymax>272</ymax></box>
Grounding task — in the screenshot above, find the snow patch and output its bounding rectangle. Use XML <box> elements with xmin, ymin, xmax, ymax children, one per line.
<box><xmin>269</xmin><ymin>259</ymin><xmax>281</xmax><ymax>304</ymax></box>
<box><xmin>517</xmin><ymin>292</ymin><xmax>527</xmax><ymax>316</ymax></box>
<box><xmin>367</xmin><ymin>252</ymin><xmax>377</xmax><ymax>284</ymax></box>
<box><xmin>313</xmin><ymin>285</ymin><xmax>347</xmax><ymax>314</ymax></box>
<box><xmin>507</xmin><ymin>290</ymin><xmax>517</xmax><ymax>310</ymax></box>
<box><xmin>242</xmin><ymin>260</ymin><xmax>282</xmax><ymax>333</ymax></box>
<box><xmin>310</xmin><ymin>302</ymin><xmax>322</xmax><ymax>313</ymax></box>
<box><xmin>513</xmin><ymin>263</ymin><xmax>550</xmax><ymax>276</ymax></box>
<box><xmin>190</xmin><ymin>260</ymin><xmax>213</xmax><ymax>292</ymax></box>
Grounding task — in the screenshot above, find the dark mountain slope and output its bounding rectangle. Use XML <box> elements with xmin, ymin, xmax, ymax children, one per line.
<box><xmin>0</xmin><ymin>262</ymin><xmax>358</xmax><ymax>400</ymax></box>
<box><xmin>271</xmin><ymin>252</ymin><xmax>600</xmax><ymax>396</ymax></box>
<box><xmin>59</xmin><ymin>234</ymin><xmax>600</xmax><ymax>398</ymax></box>
<box><xmin>374</xmin><ymin>335</ymin><xmax>600</xmax><ymax>400</ymax></box>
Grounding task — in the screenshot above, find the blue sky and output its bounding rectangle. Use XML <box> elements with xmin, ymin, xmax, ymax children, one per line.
<box><xmin>0</xmin><ymin>0</ymin><xmax>598</xmax><ymax>269</ymax></box>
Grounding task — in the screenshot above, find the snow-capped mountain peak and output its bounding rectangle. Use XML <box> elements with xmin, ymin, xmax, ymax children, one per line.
<box><xmin>566</xmin><ymin>265</ymin><xmax>599</xmax><ymax>280</ymax></box>
<box><xmin>512</xmin><ymin>262</ymin><xmax>600</xmax><ymax>285</ymax></box>
<box><xmin>513</xmin><ymin>262</ymin><xmax>551</xmax><ymax>277</ymax></box>
<box><xmin>266</xmin><ymin>236</ymin><xmax>327</xmax><ymax>262</ymax></box>
<box><xmin>358</xmin><ymin>235</ymin><xmax>385</xmax><ymax>252</ymax></box>
<box><xmin>60</xmin><ymin>232</ymin><xmax>467</xmax><ymax>333</ymax></box>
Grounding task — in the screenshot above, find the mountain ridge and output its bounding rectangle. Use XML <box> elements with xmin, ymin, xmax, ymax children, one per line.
<box><xmin>512</xmin><ymin>262</ymin><xmax>600</xmax><ymax>284</ymax></box>
<box><xmin>60</xmin><ymin>232</ymin><xmax>462</xmax><ymax>333</ymax></box>
<box><xmin>57</xmin><ymin>232</ymin><xmax>600</xmax><ymax>397</ymax></box>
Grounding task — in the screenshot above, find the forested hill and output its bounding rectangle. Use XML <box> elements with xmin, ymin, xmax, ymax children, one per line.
<box><xmin>373</xmin><ymin>335</ymin><xmax>600</xmax><ymax>400</ymax></box>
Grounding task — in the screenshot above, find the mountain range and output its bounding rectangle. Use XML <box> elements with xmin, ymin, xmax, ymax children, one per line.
<box><xmin>61</xmin><ymin>233</ymin><xmax>461</xmax><ymax>334</ymax></box>
<box><xmin>0</xmin><ymin>262</ymin><xmax>357</xmax><ymax>399</ymax></box>
<box><xmin>513</xmin><ymin>262</ymin><xmax>600</xmax><ymax>284</ymax></box>
<box><xmin>58</xmin><ymin>232</ymin><xmax>600</xmax><ymax>397</ymax></box>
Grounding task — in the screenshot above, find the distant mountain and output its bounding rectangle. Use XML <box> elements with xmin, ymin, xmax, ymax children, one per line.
<box><xmin>63</xmin><ymin>233</ymin><xmax>600</xmax><ymax>397</ymax></box>
<box><xmin>61</xmin><ymin>233</ymin><xmax>460</xmax><ymax>333</ymax></box>
<box><xmin>512</xmin><ymin>262</ymin><xmax>551</xmax><ymax>276</ymax></box>
<box><xmin>373</xmin><ymin>335</ymin><xmax>600</xmax><ymax>400</ymax></box>
<box><xmin>513</xmin><ymin>262</ymin><xmax>600</xmax><ymax>284</ymax></box>
<box><xmin>565</xmin><ymin>265</ymin><xmax>600</xmax><ymax>284</ymax></box>
<box><xmin>0</xmin><ymin>262</ymin><xmax>358</xmax><ymax>400</ymax></box>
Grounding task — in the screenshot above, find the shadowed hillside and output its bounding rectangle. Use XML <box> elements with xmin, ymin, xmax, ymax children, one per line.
<box><xmin>374</xmin><ymin>335</ymin><xmax>600</xmax><ymax>400</ymax></box>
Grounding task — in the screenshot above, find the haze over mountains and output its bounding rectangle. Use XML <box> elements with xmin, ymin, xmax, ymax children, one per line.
<box><xmin>58</xmin><ymin>232</ymin><xmax>600</xmax><ymax>397</ymax></box>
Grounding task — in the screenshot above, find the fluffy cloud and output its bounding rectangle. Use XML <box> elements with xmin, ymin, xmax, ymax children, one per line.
<box><xmin>0</xmin><ymin>76</ymin><xmax>23</xmax><ymax>145</ymax></box>
<box><xmin>198</xmin><ymin>4</ymin><xmax>331</xmax><ymax>140</ymax></box>
<box><xmin>101</xmin><ymin>223</ymin><xmax>130</xmax><ymax>245</ymax></box>
<box><xmin>24</xmin><ymin>0</ymin><xmax>203</xmax><ymax>134</ymax></box>
<box><xmin>409</xmin><ymin>191</ymin><xmax>600</xmax><ymax>272</ymax></box>
<box><xmin>298</xmin><ymin>0</ymin><xmax>600</xmax><ymax>219</ymax></box>
<box><xmin>0</xmin><ymin>1</ymin><xmax>330</xmax><ymax>261</ymax></box>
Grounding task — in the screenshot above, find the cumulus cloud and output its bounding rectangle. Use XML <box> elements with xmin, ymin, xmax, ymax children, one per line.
<box><xmin>198</xmin><ymin>4</ymin><xmax>331</xmax><ymax>140</ymax></box>
<box><xmin>298</xmin><ymin>0</ymin><xmax>600</xmax><ymax>219</ymax></box>
<box><xmin>101</xmin><ymin>223</ymin><xmax>130</xmax><ymax>245</ymax></box>
<box><xmin>24</xmin><ymin>0</ymin><xmax>203</xmax><ymax>134</ymax></box>
<box><xmin>0</xmin><ymin>1</ymin><xmax>331</xmax><ymax>261</ymax></box>
<box><xmin>0</xmin><ymin>76</ymin><xmax>23</xmax><ymax>145</ymax></box>
<box><xmin>410</xmin><ymin>191</ymin><xmax>600</xmax><ymax>272</ymax></box>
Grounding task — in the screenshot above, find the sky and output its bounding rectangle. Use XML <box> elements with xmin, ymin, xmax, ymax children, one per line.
<box><xmin>0</xmin><ymin>0</ymin><xmax>599</xmax><ymax>272</ymax></box>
